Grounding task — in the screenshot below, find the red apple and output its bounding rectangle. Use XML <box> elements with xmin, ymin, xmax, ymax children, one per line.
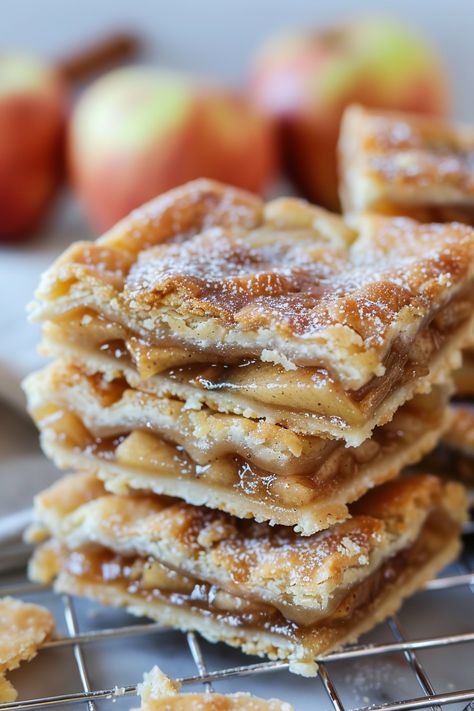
<box><xmin>249</xmin><ymin>18</ymin><xmax>450</xmax><ymax>210</ymax></box>
<box><xmin>68</xmin><ymin>67</ymin><xmax>278</xmax><ymax>231</ymax></box>
<box><xmin>0</xmin><ymin>54</ymin><xmax>68</xmax><ymax>239</ymax></box>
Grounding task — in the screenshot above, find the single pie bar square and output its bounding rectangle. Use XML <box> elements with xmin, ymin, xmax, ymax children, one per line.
<box><xmin>339</xmin><ymin>104</ymin><xmax>474</xmax><ymax>222</ymax></box>
<box><xmin>28</xmin><ymin>472</ymin><xmax>467</xmax><ymax>676</ymax></box>
<box><xmin>24</xmin><ymin>362</ymin><xmax>450</xmax><ymax>535</ymax></box>
<box><xmin>30</xmin><ymin>180</ymin><xmax>474</xmax><ymax>444</ymax></box>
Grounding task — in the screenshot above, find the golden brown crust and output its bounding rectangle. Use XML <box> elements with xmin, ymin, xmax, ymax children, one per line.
<box><xmin>30</xmin><ymin>179</ymin><xmax>474</xmax><ymax>393</ymax></box>
<box><xmin>135</xmin><ymin>665</ymin><xmax>293</xmax><ymax>710</ymax></box>
<box><xmin>0</xmin><ymin>675</ymin><xmax>17</xmax><ymax>703</ymax></box>
<box><xmin>339</xmin><ymin>105</ymin><xmax>474</xmax><ymax>217</ymax></box>
<box><xmin>0</xmin><ymin>597</ymin><xmax>55</xmax><ymax>702</ymax></box>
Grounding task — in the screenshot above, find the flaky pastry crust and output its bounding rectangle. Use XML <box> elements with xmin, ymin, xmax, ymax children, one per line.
<box><xmin>24</xmin><ymin>361</ymin><xmax>334</xmax><ymax>476</ymax></box>
<box><xmin>0</xmin><ymin>597</ymin><xmax>54</xmax><ymax>702</ymax></box>
<box><xmin>38</xmin><ymin>321</ymin><xmax>469</xmax><ymax>444</ymax></box>
<box><xmin>134</xmin><ymin>665</ymin><xmax>292</xmax><ymax>710</ymax></box>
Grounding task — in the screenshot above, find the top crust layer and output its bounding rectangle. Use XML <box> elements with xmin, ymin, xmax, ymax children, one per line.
<box><xmin>339</xmin><ymin>105</ymin><xmax>474</xmax><ymax>217</ymax></box>
<box><xmin>31</xmin><ymin>179</ymin><xmax>474</xmax><ymax>390</ymax></box>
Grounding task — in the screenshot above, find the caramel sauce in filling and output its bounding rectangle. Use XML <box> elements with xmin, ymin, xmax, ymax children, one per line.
<box><xmin>48</xmin><ymin>290</ymin><xmax>471</xmax><ymax>421</ymax></box>
<box><xmin>60</xmin><ymin>511</ymin><xmax>454</xmax><ymax>638</ymax></box>
<box><xmin>35</xmin><ymin>388</ymin><xmax>442</xmax><ymax>510</ymax></box>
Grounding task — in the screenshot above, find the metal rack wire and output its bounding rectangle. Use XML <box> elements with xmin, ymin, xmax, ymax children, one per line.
<box><xmin>0</xmin><ymin>542</ymin><xmax>473</xmax><ymax>711</ymax></box>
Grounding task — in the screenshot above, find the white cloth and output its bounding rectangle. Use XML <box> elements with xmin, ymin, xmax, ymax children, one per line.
<box><xmin>0</xmin><ymin>194</ymin><xmax>91</xmax><ymax>542</ymax></box>
<box><xmin>0</xmin><ymin>194</ymin><xmax>91</xmax><ymax>410</ymax></box>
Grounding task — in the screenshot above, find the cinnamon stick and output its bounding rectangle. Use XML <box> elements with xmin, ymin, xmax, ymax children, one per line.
<box><xmin>57</xmin><ymin>32</ymin><xmax>141</xmax><ymax>83</ymax></box>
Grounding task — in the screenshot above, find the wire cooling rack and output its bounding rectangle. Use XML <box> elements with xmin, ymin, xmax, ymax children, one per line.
<box><xmin>0</xmin><ymin>533</ymin><xmax>473</xmax><ymax>711</ymax></box>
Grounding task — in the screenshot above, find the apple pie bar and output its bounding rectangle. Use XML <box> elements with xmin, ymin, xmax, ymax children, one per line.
<box><xmin>30</xmin><ymin>180</ymin><xmax>474</xmax><ymax>444</ymax></box>
<box><xmin>135</xmin><ymin>665</ymin><xmax>292</xmax><ymax>710</ymax></box>
<box><xmin>339</xmin><ymin>105</ymin><xmax>474</xmax><ymax>222</ymax></box>
<box><xmin>24</xmin><ymin>361</ymin><xmax>450</xmax><ymax>535</ymax></box>
<box><xmin>28</xmin><ymin>472</ymin><xmax>467</xmax><ymax>676</ymax></box>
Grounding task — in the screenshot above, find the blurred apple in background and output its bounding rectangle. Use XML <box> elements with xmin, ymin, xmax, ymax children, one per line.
<box><xmin>68</xmin><ymin>67</ymin><xmax>277</xmax><ymax>231</ymax></box>
<box><xmin>0</xmin><ymin>54</ymin><xmax>68</xmax><ymax>240</ymax></box>
<box><xmin>249</xmin><ymin>18</ymin><xmax>450</xmax><ymax>210</ymax></box>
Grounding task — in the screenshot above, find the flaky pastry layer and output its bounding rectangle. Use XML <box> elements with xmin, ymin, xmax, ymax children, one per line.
<box><xmin>30</xmin><ymin>180</ymin><xmax>474</xmax><ymax>394</ymax></box>
<box><xmin>24</xmin><ymin>361</ymin><xmax>336</xmax><ymax>476</ymax></box>
<box><xmin>24</xmin><ymin>359</ymin><xmax>449</xmax><ymax>473</ymax></box>
<box><xmin>0</xmin><ymin>597</ymin><xmax>54</xmax><ymax>702</ymax></box>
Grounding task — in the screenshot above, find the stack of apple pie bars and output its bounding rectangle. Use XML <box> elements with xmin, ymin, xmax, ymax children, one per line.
<box><xmin>24</xmin><ymin>179</ymin><xmax>474</xmax><ymax>675</ymax></box>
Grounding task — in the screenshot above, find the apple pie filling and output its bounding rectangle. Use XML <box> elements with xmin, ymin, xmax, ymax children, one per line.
<box><xmin>24</xmin><ymin>363</ymin><xmax>448</xmax><ymax>477</ymax></box>
<box><xmin>24</xmin><ymin>363</ymin><xmax>334</xmax><ymax>476</ymax></box>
